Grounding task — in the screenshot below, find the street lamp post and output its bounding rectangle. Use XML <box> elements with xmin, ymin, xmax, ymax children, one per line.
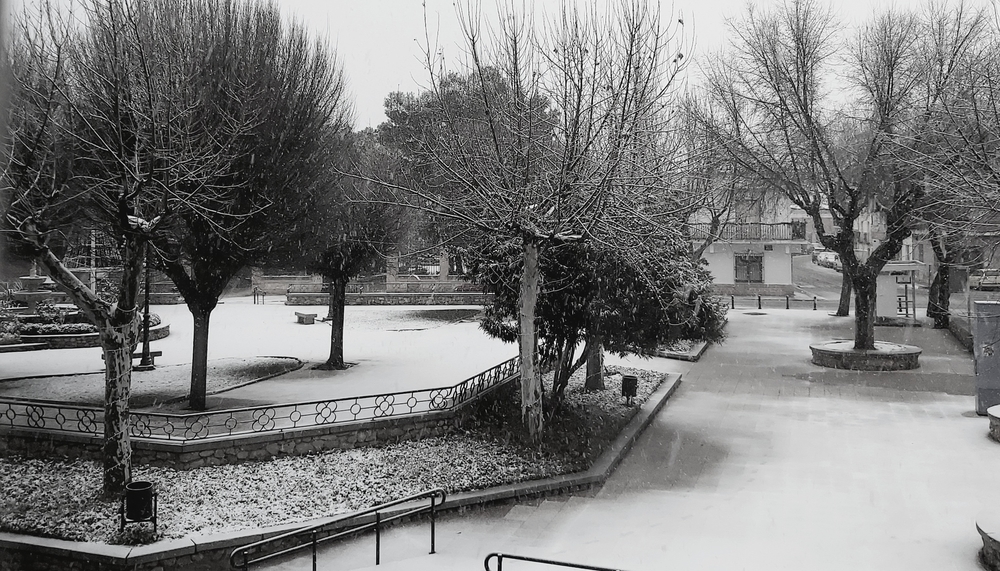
<box><xmin>135</xmin><ymin>248</ymin><xmax>154</xmax><ymax>371</ymax></box>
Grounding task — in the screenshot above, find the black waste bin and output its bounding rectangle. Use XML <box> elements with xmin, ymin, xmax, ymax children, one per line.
<box><xmin>124</xmin><ymin>481</ymin><xmax>154</xmax><ymax>521</ymax></box>
<box><xmin>621</xmin><ymin>374</ymin><xmax>638</xmax><ymax>404</ymax></box>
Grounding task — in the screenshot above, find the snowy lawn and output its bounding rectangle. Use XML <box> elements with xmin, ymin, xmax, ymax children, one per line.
<box><xmin>0</xmin><ymin>357</ymin><xmax>302</xmax><ymax>409</ymax></box>
<box><xmin>0</xmin><ymin>365</ymin><xmax>663</xmax><ymax>545</ymax></box>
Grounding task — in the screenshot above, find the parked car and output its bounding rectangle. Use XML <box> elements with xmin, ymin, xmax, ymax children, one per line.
<box><xmin>811</xmin><ymin>246</ymin><xmax>827</xmax><ymax>263</ymax></box>
<box><xmin>970</xmin><ymin>268</ymin><xmax>1000</xmax><ymax>290</ymax></box>
<box><xmin>816</xmin><ymin>251</ymin><xmax>842</xmax><ymax>272</ymax></box>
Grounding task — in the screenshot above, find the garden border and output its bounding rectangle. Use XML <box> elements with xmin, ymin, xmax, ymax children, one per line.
<box><xmin>657</xmin><ymin>340</ymin><xmax>709</xmax><ymax>362</ymax></box>
<box><xmin>16</xmin><ymin>322</ymin><xmax>170</xmax><ymax>350</ymax></box>
<box><xmin>0</xmin><ymin>373</ymin><xmax>681</xmax><ymax>571</ymax></box>
<box><xmin>0</xmin><ymin>357</ymin><xmax>521</xmax><ymax>468</ymax></box>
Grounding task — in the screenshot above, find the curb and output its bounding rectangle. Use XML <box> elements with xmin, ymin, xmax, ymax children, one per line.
<box><xmin>0</xmin><ymin>374</ymin><xmax>682</xmax><ymax>568</ymax></box>
<box><xmin>657</xmin><ymin>340</ymin><xmax>709</xmax><ymax>362</ymax></box>
<box><xmin>153</xmin><ymin>356</ymin><xmax>305</xmax><ymax>407</ymax></box>
<box><xmin>0</xmin><ymin>342</ymin><xmax>48</xmax><ymax>354</ymax></box>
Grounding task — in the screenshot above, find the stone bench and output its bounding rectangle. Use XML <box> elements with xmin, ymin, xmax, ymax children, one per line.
<box><xmin>295</xmin><ymin>312</ymin><xmax>317</xmax><ymax>325</ymax></box>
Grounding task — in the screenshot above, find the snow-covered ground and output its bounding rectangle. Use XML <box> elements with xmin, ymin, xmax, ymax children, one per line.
<box><xmin>0</xmin><ymin>298</ymin><xmax>515</xmax><ymax>403</ymax></box>
<box><xmin>265</xmin><ymin>310</ymin><xmax>992</xmax><ymax>571</ymax></box>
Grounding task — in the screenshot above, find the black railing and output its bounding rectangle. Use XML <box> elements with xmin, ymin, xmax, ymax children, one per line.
<box><xmin>689</xmin><ymin>221</ymin><xmax>807</xmax><ymax>241</ymax></box>
<box><xmin>485</xmin><ymin>552</ymin><xmax>626</xmax><ymax>571</ymax></box>
<box><xmin>0</xmin><ymin>356</ymin><xmax>520</xmax><ymax>442</ymax></box>
<box><xmin>726</xmin><ymin>295</ymin><xmax>820</xmax><ymax>311</ymax></box>
<box><xmin>230</xmin><ymin>488</ymin><xmax>446</xmax><ymax>570</ymax></box>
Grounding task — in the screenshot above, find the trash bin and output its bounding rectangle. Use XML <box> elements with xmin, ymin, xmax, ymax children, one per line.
<box><xmin>124</xmin><ymin>481</ymin><xmax>154</xmax><ymax>521</ymax></box>
<box><xmin>621</xmin><ymin>375</ymin><xmax>638</xmax><ymax>404</ymax></box>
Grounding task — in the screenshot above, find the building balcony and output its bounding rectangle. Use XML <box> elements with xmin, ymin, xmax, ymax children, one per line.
<box><xmin>688</xmin><ymin>221</ymin><xmax>807</xmax><ymax>242</ymax></box>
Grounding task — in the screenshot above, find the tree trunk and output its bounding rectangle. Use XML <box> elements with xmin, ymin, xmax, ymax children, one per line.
<box><xmin>101</xmin><ymin>325</ymin><xmax>134</xmax><ymax>497</ymax></box>
<box><xmin>35</xmin><ymin>237</ymin><xmax>144</xmax><ymax>497</ymax></box>
<box><xmin>519</xmin><ymin>239</ymin><xmax>542</xmax><ymax>440</ymax></box>
<box><xmin>835</xmin><ymin>270</ymin><xmax>852</xmax><ymax>316</ymax></box>
<box><xmin>318</xmin><ymin>276</ymin><xmax>348</xmax><ymax>370</ymax></box>
<box><xmin>551</xmin><ymin>338</ymin><xmax>574</xmax><ymax>404</ymax></box>
<box><xmin>927</xmin><ymin>265</ymin><xmax>951</xmax><ymax>329</ymax></box>
<box><xmin>852</xmin><ymin>272</ymin><xmax>878</xmax><ymax>350</ymax></box>
<box><xmin>584</xmin><ymin>332</ymin><xmax>604</xmax><ymax>391</ymax></box>
<box><xmin>189</xmin><ymin>307</ymin><xmax>212</xmax><ymax>410</ymax></box>
<box><xmin>927</xmin><ymin>236</ymin><xmax>952</xmax><ymax>329</ymax></box>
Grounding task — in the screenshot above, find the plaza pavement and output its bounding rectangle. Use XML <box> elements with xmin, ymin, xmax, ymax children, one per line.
<box><xmin>261</xmin><ymin>308</ymin><xmax>999</xmax><ymax>571</ymax></box>
<box><xmin>3</xmin><ymin>297</ymin><xmax>997</xmax><ymax>570</ymax></box>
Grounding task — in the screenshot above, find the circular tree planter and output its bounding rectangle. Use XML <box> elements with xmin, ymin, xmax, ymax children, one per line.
<box><xmin>978</xmin><ymin>510</ymin><xmax>1000</xmax><ymax>571</ymax></box>
<box><xmin>809</xmin><ymin>339</ymin><xmax>921</xmax><ymax>371</ymax></box>
<box><xmin>987</xmin><ymin>405</ymin><xmax>1000</xmax><ymax>442</ymax></box>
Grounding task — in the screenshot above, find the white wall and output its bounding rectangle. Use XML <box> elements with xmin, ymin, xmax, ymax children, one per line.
<box><xmin>764</xmin><ymin>248</ymin><xmax>793</xmax><ymax>284</ymax></box>
<box><xmin>701</xmin><ymin>244</ymin><xmax>793</xmax><ymax>285</ymax></box>
<box><xmin>703</xmin><ymin>248</ymin><xmax>734</xmax><ymax>283</ymax></box>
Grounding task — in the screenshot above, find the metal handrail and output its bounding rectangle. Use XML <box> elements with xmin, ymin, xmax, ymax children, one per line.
<box><xmin>231</xmin><ymin>487</ymin><xmax>446</xmax><ymax>570</ymax></box>
<box><xmin>485</xmin><ymin>553</ymin><xmax>626</xmax><ymax>571</ymax></box>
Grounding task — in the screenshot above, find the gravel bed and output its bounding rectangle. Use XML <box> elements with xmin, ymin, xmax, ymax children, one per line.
<box><xmin>0</xmin><ymin>357</ymin><xmax>302</xmax><ymax>408</ymax></box>
<box><xmin>0</xmin><ymin>365</ymin><xmax>663</xmax><ymax>545</ymax></box>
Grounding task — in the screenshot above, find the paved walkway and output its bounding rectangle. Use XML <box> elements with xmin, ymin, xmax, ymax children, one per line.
<box><xmin>261</xmin><ymin>309</ymin><xmax>999</xmax><ymax>571</ymax></box>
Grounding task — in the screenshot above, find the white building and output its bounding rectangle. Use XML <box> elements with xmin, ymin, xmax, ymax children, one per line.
<box><xmin>691</xmin><ymin>196</ymin><xmax>809</xmax><ymax>296</ymax></box>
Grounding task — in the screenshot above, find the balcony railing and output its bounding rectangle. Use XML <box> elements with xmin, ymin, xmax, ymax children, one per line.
<box><xmin>689</xmin><ymin>221</ymin><xmax>807</xmax><ymax>242</ymax></box>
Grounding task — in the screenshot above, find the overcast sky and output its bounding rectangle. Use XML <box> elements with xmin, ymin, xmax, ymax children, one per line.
<box><xmin>276</xmin><ymin>0</ymin><xmax>923</xmax><ymax>129</ymax></box>
<box><xmin>12</xmin><ymin>0</ymin><xmax>988</xmax><ymax>128</ymax></box>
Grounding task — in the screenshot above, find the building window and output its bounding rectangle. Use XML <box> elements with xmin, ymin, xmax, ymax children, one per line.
<box><xmin>735</xmin><ymin>254</ymin><xmax>764</xmax><ymax>283</ymax></box>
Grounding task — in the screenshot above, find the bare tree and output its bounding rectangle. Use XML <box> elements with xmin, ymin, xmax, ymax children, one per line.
<box><xmin>145</xmin><ymin>0</ymin><xmax>352</xmax><ymax>410</ymax></box>
<box><xmin>271</xmin><ymin>129</ymin><xmax>405</xmax><ymax>370</ymax></box>
<box><xmin>2</xmin><ymin>0</ymin><xmax>350</xmax><ymax>493</ymax></box>
<box><xmin>696</xmin><ymin>0</ymin><xmax>930</xmax><ymax>350</ymax></box>
<box><xmin>898</xmin><ymin>1</ymin><xmax>998</xmax><ymax>329</ymax></box>
<box><xmin>3</xmin><ymin>0</ymin><xmax>190</xmax><ymax>495</ymax></box>
<box><xmin>376</xmin><ymin>1</ymin><xmax>688</xmax><ymax>439</ymax></box>
<box><xmin>678</xmin><ymin>96</ymin><xmax>780</xmax><ymax>263</ymax></box>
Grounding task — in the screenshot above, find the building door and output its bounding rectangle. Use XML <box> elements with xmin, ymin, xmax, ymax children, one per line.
<box><xmin>735</xmin><ymin>254</ymin><xmax>764</xmax><ymax>283</ymax></box>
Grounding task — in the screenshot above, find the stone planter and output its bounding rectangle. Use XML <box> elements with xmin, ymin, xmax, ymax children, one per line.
<box><xmin>20</xmin><ymin>322</ymin><xmax>170</xmax><ymax>349</ymax></box>
<box><xmin>809</xmin><ymin>339</ymin><xmax>921</xmax><ymax>371</ymax></box>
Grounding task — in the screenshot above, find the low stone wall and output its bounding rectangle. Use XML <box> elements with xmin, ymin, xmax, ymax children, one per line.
<box><xmin>19</xmin><ymin>323</ymin><xmax>170</xmax><ymax>350</ymax></box>
<box><xmin>709</xmin><ymin>283</ymin><xmax>795</xmax><ymax>296</ymax></box>
<box><xmin>0</xmin><ymin>388</ymin><xmax>502</xmax><ymax>470</ymax></box>
<box><xmin>0</xmin><ymin>531</ymin><xmax>236</xmax><ymax>571</ymax></box>
<box><xmin>386</xmin><ymin>280</ymin><xmax>483</xmax><ymax>294</ymax></box>
<box><xmin>286</xmin><ymin>292</ymin><xmax>492</xmax><ymax>306</ymax></box>
<box><xmin>253</xmin><ymin>274</ymin><xmax>323</xmax><ymax>295</ymax></box>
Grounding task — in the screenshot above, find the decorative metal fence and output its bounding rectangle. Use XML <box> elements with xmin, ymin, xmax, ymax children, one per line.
<box><xmin>0</xmin><ymin>356</ymin><xmax>520</xmax><ymax>442</ymax></box>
